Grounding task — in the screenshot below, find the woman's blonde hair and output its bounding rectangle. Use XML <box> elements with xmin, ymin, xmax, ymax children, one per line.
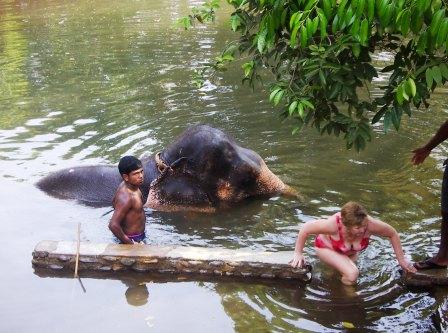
<box><xmin>341</xmin><ymin>201</ymin><xmax>367</xmax><ymax>227</ymax></box>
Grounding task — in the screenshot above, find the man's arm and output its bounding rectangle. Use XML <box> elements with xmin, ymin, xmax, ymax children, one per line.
<box><xmin>109</xmin><ymin>194</ymin><xmax>134</xmax><ymax>244</ymax></box>
<box><xmin>412</xmin><ymin>120</ymin><xmax>448</xmax><ymax>165</ymax></box>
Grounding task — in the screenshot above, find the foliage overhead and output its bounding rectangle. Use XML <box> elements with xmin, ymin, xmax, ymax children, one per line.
<box><xmin>179</xmin><ymin>0</ymin><xmax>448</xmax><ymax>151</ymax></box>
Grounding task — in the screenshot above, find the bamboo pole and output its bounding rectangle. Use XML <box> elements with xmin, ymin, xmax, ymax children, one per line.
<box><xmin>74</xmin><ymin>222</ymin><xmax>81</xmax><ymax>278</ymax></box>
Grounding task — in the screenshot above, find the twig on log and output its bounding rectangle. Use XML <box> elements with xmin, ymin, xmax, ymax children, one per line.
<box><xmin>74</xmin><ymin>223</ymin><xmax>81</xmax><ymax>278</ymax></box>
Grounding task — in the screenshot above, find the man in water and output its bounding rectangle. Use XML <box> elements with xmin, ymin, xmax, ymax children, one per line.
<box><xmin>109</xmin><ymin>156</ymin><xmax>146</xmax><ymax>244</ymax></box>
<box><xmin>412</xmin><ymin>120</ymin><xmax>448</xmax><ymax>269</ymax></box>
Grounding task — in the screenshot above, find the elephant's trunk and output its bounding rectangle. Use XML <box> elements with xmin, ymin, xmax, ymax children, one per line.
<box><xmin>256</xmin><ymin>162</ymin><xmax>301</xmax><ymax>199</ymax></box>
<box><xmin>280</xmin><ymin>185</ymin><xmax>303</xmax><ymax>201</ymax></box>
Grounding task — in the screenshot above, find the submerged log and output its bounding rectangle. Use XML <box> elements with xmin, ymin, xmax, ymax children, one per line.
<box><xmin>32</xmin><ymin>241</ymin><xmax>312</xmax><ymax>282</ymax></box>
<box><xmin>401</xmin><ymin>269</ymin><xmax>448</xmax><ymax>287</ymax></box>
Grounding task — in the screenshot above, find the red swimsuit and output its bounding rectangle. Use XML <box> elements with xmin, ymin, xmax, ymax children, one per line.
<box><xmin>314</xmin><ymin>212</ymin><xmax>369</xmax><ymax>254</ymax></box>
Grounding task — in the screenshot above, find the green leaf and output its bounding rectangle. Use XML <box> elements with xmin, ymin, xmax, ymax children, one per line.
<box><xmin>230</xmin><ymin>14</ymin><xmax>242</xmax><ymax>31</ymax></box>
<box><xmin>383</xmin><ymin>111</ymin><xmax>392</xmax><ymax>133</ymax></box>
<box><xmin>430</xmin><ymin>8</ymin><xmax>445</xmax><ymax>37</ymax></box>
<box><xmin>332</xmin><ymin>14</ymin><xmax>339</xmax><ymax>33</ymax></box>
<box><xmin>359</xmin><ymin>18</ymin><xmax>369</xmax><ymax>45</ymax></box>
<box><xmin>312</xmin><ymin>16</ymin><xmax>320</xmax><ymax>35</ymax></box>
<box><xmin>405</xmin><ymin>78</ymin><xmax>417</xmax><ymax>97</ymax></box>
<box><xmin>436</xmin><ymin>19</ymin><xmax>448</xmax><ymax>47</ymax></box>
<box><xmin>391</xmin><ymin>106</ymin><xmax>401</xmax><ymax>130</ymax></box>
<box><xmin>318</xmin><ymin>9</ymin><xmax>328</xmax><ymax>38</ymax></box>
<box><xmin>289</xmin><ymin>101</ymin><xmax>298</xmax><ymax>115</ymax></box>
<box><xmin>319</xmin><ymin>70</ymin><xmax>327</xmax><ymax>86</ymax></box>
<box><xmin>221</xmin><ymin>54</ymin><xmax>234</xmax><ymax>62</ymax></box>
<box><xmin>400</xmin><ymin>10</ymin><xmax>410</xmax><ymax>35</ymax></box>
<box><xmin>177</xmin><ymin>16</ymin><xmax>193</xmax><ymax>30</ymax></box>
<box><xmin>382</xmin><ymin>4</ymin><xmax>394</xmax><ymax>27</ymax></box>
<box><xmin>403</xmin><ymin>102</ymin><xmax>411</xmax><ymax>117</ymax></box>
<box><xmin>329</xmin><ymin>83</ymin><xmax>341</xmax><ymax>99</ymax></box>
<box><xmin>402</xmin><ymin>85</ymin><xmax>409</xmax><ymax>101</ymax></box>
<box><xmin>292</xmin><ymin>122</ymin><xmax>304</xmax><ymax>135</ymax></box>
<box><xmin>416</xmin><ymin>31</ymin><xmax>427</xmax><ymax>55</ymax></box>
<box><xmin>357</xmin><ymin>127</ymin><xmax>371</xmax><ymax>142</ymax></box>
<box><xmin>417</xmin><ymin>0</ymin><xmax>427</xmax><ymax>13</ymax></box>
<box><xmin>281</xmin><ymin>8</ymin><xmax>288</xmax><ymax>26</ymax></box>
<box><xmin>425</xmin><ymin>67</ymin><xmax>434</xmax><ymax>89</ymax></box>
<box><xmin>356</xmin><ymin>0</ymin><xmax>365</xmax><ymax>18</ymax></box>
<box><xmin>396</xmin><ymin>84</ymin><xmax>404</xmax><ymax>105</ymax></box>
<box><xmin>300</xmin><ymin>28</ymin><xmax>308</xmax><ymax>47</ymax></box>
<box><xmin>352</xmin><ymin>44</ymin><xmax>361</xmax><ymax>57</ymax></box>
<box><xmin>372</xmin><ymin>107</ymin><xmax>387</xmax><ymax>124</ymax></box>
<box><xmin>301</xmin><ymin>99</ymin><xmax>315</xmax><ymax>110</ymax></box>
<box><xmin>297</xmin><ymin>103</ymin><xmax>305</xmax><ymax>119</ymax></box>
<box><xmin>354</xmin><ymin>136</ymin><xmax>366</xmax><ymax>152</ymax></box>
<box><xmin>290</xmin><ymin>12</ymin><xmax>303</xmax><ymax>30</ymax></box>
<box><xmin>351</xmin><ymin>17</ymin><xmax>360</xmax><ymax>37</ymax></box>
<box><xmin>334</xmin><ymin>113</ymin><xmax>352</xmax><ymax>124</ymax></box>
<box><xmin>290</xmin><ymin>24</ymin><xmax>300</xmax><ymax>47</ymax></box>
<box><xmin>411</xmin><ymin>10</ymin><xmax>424</xmax><ymax>34</ymax></box>
<box><xmin>306</xmin><ymin>18</ymin><xmax>314</xmax><ymax>39</ymax></box>
<box><xmin>269</xmin><ymin>88</ymin><xmax>281</xmax><ymax>102</ymax></box>
<box><xmin>337</xmin><ymin>0</ymin><xmax>348</xmax><ymax>23</ymax></box>
<box><xmin>439</xmin><ymin>63</ymin><xmax>448</xmax><ymax>80</ymax></box>
<box><xmin>242</xmin><ymin>61</ymin><xmax>254</xmax><ymax>77</ymax></box>
<box><xmin>257</xmin><ymin>28</ymin><xmax>267</xmax><ymax>53</ymax></box>
<box><xmin>378</xmin><ymin>0</ymin><xmax>388</xmax><ymax>24</ymax></box>
<box><xmin>273</xmin><ymin>89</ymin><xmax>284</xmax><ymax>106</ymax></box>
<box><xmin>367</xmin><ymin>0</ymin><xmax>374</xmax><ymax>22</ymax></box>
<box><xmin>343</xmin><ymin>5</ymin><xmax>355</xmax><ymax>28</ymax></box>
<box><xmin>432</xmin><ymin>66</ymin><xmax>443</xmax><ymax>85</ymax></box>
<box><xmin>323</xmin><ymin>0</ymin><xmax>332</xmax><ymax>18</ymax></box>
<box><xmin>304</xmin><ymin>0</ymin><xmax>318</xmax><ymax>11</ymax></box>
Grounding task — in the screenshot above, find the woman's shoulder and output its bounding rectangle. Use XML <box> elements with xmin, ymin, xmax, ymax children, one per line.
<box><xmin>318</xmin><ymin>213</ymin><xmax>339</xmax><ymax>233</ymax></box>
<box><xmin>330</xmin><ymin>212</ymin><xmax>340</xmax><ymax>222</ymax></box>
<box><xmin>365</xmin><ymin>215</ymin><xmax>388</xmax><ymax>232</ymax></box>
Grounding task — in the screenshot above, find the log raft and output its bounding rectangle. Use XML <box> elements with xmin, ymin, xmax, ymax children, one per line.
<box><xmin>32</xmin><ymin>240</ymin><xmax>312</xmax><ymax>282</ymax></box>
<box><xmin>401</xmin><ymin>269</ymin><xmax>448</xmax><ymax>287</ymax></box>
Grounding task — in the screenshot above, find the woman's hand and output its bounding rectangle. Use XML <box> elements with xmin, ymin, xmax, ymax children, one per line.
<box><xmin>290</xmin><ymin>252</ymin><xmax>306</xmax><ymax>268</ymax></box>
<box><xmin>399</xmin><ymin>259</ymin><xmax>417</xmax><ymax>273</ymax></box>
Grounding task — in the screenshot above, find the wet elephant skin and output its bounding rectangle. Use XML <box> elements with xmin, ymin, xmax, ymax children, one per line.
<box><xmin>36</xmin><ymin>125</ymin><xmax>288</xmax><ymax>211</ymax></box>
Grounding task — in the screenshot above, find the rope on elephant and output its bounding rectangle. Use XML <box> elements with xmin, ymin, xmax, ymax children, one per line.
<box><xmin>150</xmin><ymin>152</ymin><xmax>189</xmax><ymax>188</ymax></box>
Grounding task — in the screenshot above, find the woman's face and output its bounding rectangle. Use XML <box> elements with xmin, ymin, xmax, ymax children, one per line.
<box><xmin>345</xmin><ymin>219</ymin><xmax>368</xmax><ymax>238</ymax></box>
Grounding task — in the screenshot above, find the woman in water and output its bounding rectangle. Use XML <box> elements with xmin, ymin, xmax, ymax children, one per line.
<box><xmin>290</xmin><ymin>201</ymin><xmax>417</xmax><ymax>285</ymax></box>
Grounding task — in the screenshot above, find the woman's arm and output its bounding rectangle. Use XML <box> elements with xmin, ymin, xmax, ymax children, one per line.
<box><xmin>368</xmin><ymin>218</ymin><xmax>417</xmax><ymax>273</ymax></box>
<box><xmin>290</xmin><ymin>216</ymin><xmax>337</xmax><ymax>268</ymax></box>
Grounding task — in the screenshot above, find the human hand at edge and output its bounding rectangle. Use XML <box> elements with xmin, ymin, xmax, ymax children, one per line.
<box><xmin>289</xmin><ymin>252</ymin><xmax>305</xmax><ymax>268</ymax></box>
<box><xmin>411</xmin><ymin>147</ymin><xmax>431</xmax><ymax>165</ymax></box>
<box><xmin>399</xmin><ymin>259</ymin><xmax>417</xmax><ymax>273</ymax></box>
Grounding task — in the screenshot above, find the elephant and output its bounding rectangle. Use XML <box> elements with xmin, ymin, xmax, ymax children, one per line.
<box><xmin>36</xmin><ymin>124</ymin><xmax>296</xmax><ymax>212</ymax></box>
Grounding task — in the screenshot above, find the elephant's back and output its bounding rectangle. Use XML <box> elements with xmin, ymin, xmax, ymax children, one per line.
<box><xmin>36</xmin><ymin>165</ymin><xmax>121</xmax><ymax>207</ymax></box>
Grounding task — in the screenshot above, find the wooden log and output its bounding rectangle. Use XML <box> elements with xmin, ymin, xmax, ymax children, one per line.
<box><xmin>32</xmin><ymin>240</ymin><xmax>312</xmax><ymax>282</ymax></box>
<box><xmin>401</xmin><ymin>269</ymin><xmax>448</xmax><ymax>287</ymax></box>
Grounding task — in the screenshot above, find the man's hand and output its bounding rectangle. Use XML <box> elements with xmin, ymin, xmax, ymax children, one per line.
<box><xmin>289</xmin><ymin>252</ymin><xmax>305</xmax><ymax>268</ymax></box>
<box><xmin>411</xmin><ymin>147</ymin><xmax>431</xmax><ymax>165</ymax></box>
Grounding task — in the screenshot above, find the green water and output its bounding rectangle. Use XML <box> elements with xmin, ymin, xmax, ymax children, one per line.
<box><xmin>0</xmin><ymin>0</ymin><xmax>447</xmax><ymax>331</ymax></box>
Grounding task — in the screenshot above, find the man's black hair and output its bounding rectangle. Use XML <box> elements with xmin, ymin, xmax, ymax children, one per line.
<box><xmin>118</xmin><ymin>156</ymin><xmax>143</xmax><ymax>175</ymax></box>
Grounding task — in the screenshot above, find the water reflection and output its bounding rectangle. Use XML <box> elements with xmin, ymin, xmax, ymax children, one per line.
<box><xmin>123</xmin><ymin>280</ymin><xmax>150</xmax><ymax>307</ymax></box>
